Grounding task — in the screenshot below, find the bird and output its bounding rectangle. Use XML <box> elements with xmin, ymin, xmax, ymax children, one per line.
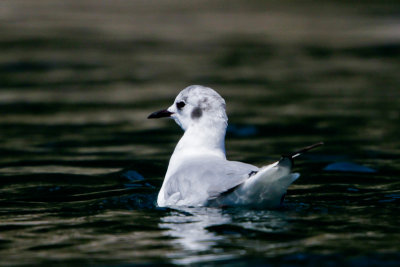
<box><xmin>148</xmin><ymin>85</ymin><xmax>322</xmax><ymax>209</ymax></box>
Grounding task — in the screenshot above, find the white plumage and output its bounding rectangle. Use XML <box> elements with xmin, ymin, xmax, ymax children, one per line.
<box><xmin>148</xmin><ymin>85</ymin><xmax>321</xmax><ymax>208</ymax></box>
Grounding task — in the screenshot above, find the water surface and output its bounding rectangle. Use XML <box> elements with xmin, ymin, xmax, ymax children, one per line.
<box><xmin>1</xmin><ymin>1</ymin><xmax>400</xmax><ymax>266</ymax></box>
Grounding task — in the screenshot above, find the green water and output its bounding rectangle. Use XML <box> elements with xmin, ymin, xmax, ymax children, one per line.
<box><xmin>0</xmin><ymin>1</ymin><xmax>399</xmax><ymax>266</ymax></box>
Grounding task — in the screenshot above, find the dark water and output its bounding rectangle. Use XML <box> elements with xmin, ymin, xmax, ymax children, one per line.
<box><xmin>1</xmin><ymin>1</ymin><xmax>400</xmax><ymax>266</ymax></box>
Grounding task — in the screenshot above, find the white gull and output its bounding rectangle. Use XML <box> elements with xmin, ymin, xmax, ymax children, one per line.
<box><xmin>148</xmin><ymin>85</ymin><xmax>322</xmax><ymax>208</ymax></box>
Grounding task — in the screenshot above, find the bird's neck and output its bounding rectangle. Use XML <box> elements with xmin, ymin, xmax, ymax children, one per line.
<box><xmin>174</xmin><ymin>121</ymin><xmax>227</xmax><ymax>159</ymax></box>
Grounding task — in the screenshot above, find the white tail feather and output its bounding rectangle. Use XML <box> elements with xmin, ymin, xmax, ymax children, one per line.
<box><xmin>210</xmin><ymin>158</ymin><xmax>299</xmax><ymax>208</ymax></box>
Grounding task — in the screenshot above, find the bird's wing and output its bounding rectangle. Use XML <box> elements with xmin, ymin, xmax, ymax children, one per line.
<box><xmin>205</xmin><ymin>159</ymin><xmax>259</xmax><ymax>198</ymax></box>
<box><xmin>206</xmin><ymin>157</ymin><xmax>298</xmax><ymax>208</ymax></box>
<box><xmin>165</xmin><ymin>156</ymin><xmax>258</xmax><ymax>205</ymax></box>
<box><xmin>208</xmin><ymin>142</ymin><xmax>324</xmax><ymax>208</ymax></box>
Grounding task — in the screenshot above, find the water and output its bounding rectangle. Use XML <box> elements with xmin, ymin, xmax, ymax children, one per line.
<box><xmin>1</xmin><ymin>1</ymin><xmax>400</xmax><ymax>266</ymax></box>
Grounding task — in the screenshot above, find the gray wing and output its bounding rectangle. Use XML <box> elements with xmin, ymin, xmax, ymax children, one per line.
<box><xmin>165</xmin><ymin>156</ymin><xmax>258</xmax><ymax>204</ymax></box>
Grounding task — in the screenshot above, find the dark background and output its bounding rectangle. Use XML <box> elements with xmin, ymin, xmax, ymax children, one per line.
<box><xmin>0</xmin><ymin>1</ymin><xmax>399</xmax><ymax>266</ymax></box>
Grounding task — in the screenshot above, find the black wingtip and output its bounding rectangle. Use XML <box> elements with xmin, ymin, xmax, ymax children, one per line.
<box><xmin>282</xmin><ymin>142</ymin><xmax>324</xmax><ymax>160</ymax></box>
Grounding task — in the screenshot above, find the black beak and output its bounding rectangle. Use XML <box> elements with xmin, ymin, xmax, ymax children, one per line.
<box><xmin>148</xmin><ymin>109</ymin><xmax>173</xmax><ymax>119</ymax></box>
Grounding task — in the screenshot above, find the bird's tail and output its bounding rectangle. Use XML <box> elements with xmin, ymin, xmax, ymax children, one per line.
<box><xmin>209</xmin><ymin>142</ymin><xmax>323</xmax><ymax>208</ymax></box>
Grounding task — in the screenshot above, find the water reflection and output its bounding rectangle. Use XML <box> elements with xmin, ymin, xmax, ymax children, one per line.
<box><xmin>159</xmin><ymin>206</ymin><xmax>293</xmax><ymax>264</ymax></box>
<box><xmin>159</xmin><ymin>207</ymin><xmax>233</xmax><ymax>264</ymax></box>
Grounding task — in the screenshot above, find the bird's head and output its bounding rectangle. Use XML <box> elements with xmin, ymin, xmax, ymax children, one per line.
<box><xmin>148</xmin><ymin>85</ymin><xmax>228</xmax><ymax>131</ymax></box>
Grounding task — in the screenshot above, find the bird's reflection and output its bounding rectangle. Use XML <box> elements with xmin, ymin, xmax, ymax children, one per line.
<box><xmin>159</xmin><ymin>206</ymin><xmax>233</xmax><ymax>264</ymax></box>
<box><xmin>159</xmin><ymin>206</ymin><xmax>290</xmax><ymax>264</ymax></box>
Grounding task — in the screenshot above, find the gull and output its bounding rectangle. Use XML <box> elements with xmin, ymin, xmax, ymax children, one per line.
<box><xmin>148</xmin><ymin>85</ymin><xmax>322</xmax><ymax>208</ymax></box>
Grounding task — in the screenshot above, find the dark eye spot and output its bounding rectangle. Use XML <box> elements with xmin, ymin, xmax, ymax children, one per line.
<box><xmin>191</xmin><ymin>107</ymin><xmax>202</xmax><ymax>119</ymax></box>
<box><xmin>176</xmin><ymin>101</ymin><xmax>185</xmax><ymax>110</ymax></box>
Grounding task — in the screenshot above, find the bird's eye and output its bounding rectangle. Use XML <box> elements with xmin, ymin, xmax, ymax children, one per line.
<box><xmin>176</xmin><ymin>101</ymin><xmax>185</xmax><ymax>110</ymax></box>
